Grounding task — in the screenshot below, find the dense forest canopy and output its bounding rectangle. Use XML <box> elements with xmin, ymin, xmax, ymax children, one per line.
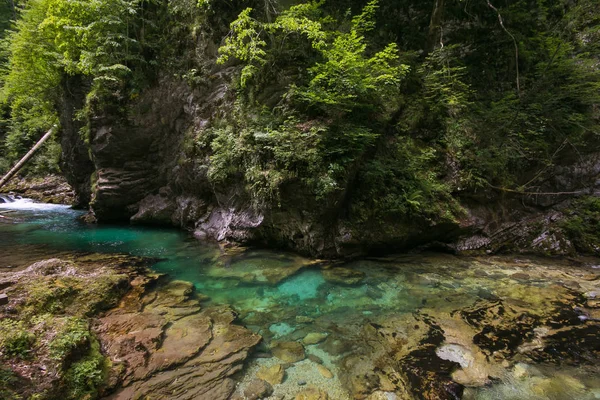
<box><xmin>0</xmin><ymin>0</ymin><xmax>598</xmax><ymax>226</ymax></box>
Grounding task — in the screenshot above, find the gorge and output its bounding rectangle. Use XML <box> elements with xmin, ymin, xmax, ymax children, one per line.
<box><xmin>0</xmin><ymin>0</ymin><xmax>599</xmax><ymax>398</ymax></box>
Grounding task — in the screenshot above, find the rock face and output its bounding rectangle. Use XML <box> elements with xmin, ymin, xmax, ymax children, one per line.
<box><xmin>56</xmin><ymin>50</ymin><xmax>600</xmax><ymax>257</ymax></box>
<box><xmin>1</xmin><ymin>175</ymin><xmax>75</xmax><ymax>205</ymax></box>
<box><xmin>98</xmin><ymin>278</ymin><xmax>261</xmax><ymax>400</ymax></box>
<box><xmin>0</xmin><ymin>255</ymin><xmax>261</xmax><ymax>400</ymax></box>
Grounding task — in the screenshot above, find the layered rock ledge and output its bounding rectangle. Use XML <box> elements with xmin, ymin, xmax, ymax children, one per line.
<box><xmin>0</xmin><ymin>253</ymin><xmax>260</xmax><ymax>400</ymax></box>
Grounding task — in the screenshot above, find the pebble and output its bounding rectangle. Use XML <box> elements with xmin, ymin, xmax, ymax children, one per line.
<box><xmin>307</xmin><ymin>354</ymin><xmax>324</xmax><ymax>364</ymax></box>
<box><xmin>256</xmin><ymin>364</ymin><xmax>285</xmax><ymax>386</ymax></box>
<box><xmin>316</xmin><ymin>365</ymin><xmax>333</xmax><ymax>379</ymax></box>
<box><xmin>303</xmin><ymin>332</ymin><xmax>328</xmax><ymax>345</ymax></box>
<box><xmin>298</xmin><ymin>380</ymin><xmax>307</xmax><ymax>386</ymax></box>
<box><xmin>243</xmin><ymin>379</ymin><xmax>273</xmax><ymax>400</ymax></box>
<box><xmin>272</xmin><ymin>341</ymin><xmax>306</xmax><ymax>363</ymax></box>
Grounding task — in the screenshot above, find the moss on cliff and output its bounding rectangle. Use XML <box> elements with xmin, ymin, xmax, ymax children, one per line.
<box><xmin>560</xmin><ymin>197</ymin><xmax>600</xmax><ymax>255</ymax></box>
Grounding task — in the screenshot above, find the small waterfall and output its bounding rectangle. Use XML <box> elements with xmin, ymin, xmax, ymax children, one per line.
<box><xmin>0</xmin><ymin>194</ymin><xmax>15</xmax><ymax>203</ymax></box>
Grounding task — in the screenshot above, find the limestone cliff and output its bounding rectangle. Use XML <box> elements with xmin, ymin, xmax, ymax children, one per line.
<box><xmin>53</xmin><ymin>0</ymin><xmax>600</xmax><ymax>258</ymax></box>
<box><xmin>57</xmin><ymin>70</ymin><xmax>600</xmax><ymax>257</ymax></box>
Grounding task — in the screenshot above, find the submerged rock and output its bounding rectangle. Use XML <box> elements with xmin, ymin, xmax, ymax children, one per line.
<box><xmin>303</xmin><ymin>332</ymin><xmax>328</xmax><ymax>345</ymax></box>
<box><xmin>271</xmin><ymin>341</ymin><xmax>306</xmax><ymax>363</ymax></box>
<box><xmin>436</xmin><ymin>344</ymin><xmax>474</xmax><ymax>369</ymax></box>
<box><xmin>243</xmin><ymin>378</ymin><xmax>274</xmax><ymax>400</ymax></box>
<box><xmin>296</xmin><ymin>315</ymin><xmax>315</xmax><ymax>324</ymax></box>
<box><xmin>256</xmin><ymin>363</ymin><xmax>285</xmax><ymax>385</ymax></box>
<box><xmin>367</xmin><ymin>392</ymin><xmax>398</xmax><ymax>400</ymax></box>
<box><xmin>295</xmin><ymin>386</ymin><xmax>329</xmax><ymax>400</ymax></box>
<box><xmin>322</xmin><ymin>267</ymin><xmax>365</xmax><ymax>285</ymax></box>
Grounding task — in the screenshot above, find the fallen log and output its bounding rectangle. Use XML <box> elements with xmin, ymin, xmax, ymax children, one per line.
<box><xmin>0</xmin><ymin>126</ymin><xmax>56</xmax><ymax>189</ymax></box>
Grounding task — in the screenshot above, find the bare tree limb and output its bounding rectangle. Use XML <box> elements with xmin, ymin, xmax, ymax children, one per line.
<box><xmin>486</xmin><ymin>0</ymin><xmax>520</xmax><ymax>97</ymax></box>
<box><xmin>488</xmin><ymin>184</ymin><xmax>586</xmax><ymax>196</ymax></box>
<box><xmin>426</xmin><ymin>0</ymin><xmax>445</xmax><ymax>54</ymax></box>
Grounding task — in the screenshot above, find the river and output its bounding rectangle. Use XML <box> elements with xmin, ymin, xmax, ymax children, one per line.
<box><xmin>1</xmin><ymin>198</ymin><xmax>599</xmax><ymax>399</ymax></box>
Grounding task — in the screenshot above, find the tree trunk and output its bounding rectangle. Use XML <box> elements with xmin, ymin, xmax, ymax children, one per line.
<box><xmin>8</xmin><ymin>0</ymin><xmax>17</xmax><ymax>20</ymax></box>
<box><xmin>426</xmin><ymin>0</ymin><xmax>445</xmax><ymax>54</ymax></box>
<box><xmin>0</xmin><ymin>127</ymin><xmax>55</xmax><ymax>189</ymax></box>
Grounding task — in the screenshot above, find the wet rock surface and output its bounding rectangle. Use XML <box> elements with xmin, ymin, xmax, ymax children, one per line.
<box><xmin>98</xmin><ymin>278</ymin><xmax>261</xmax><ymax>400</ymax></box>
<box><xmin>232</xmin><ymin>254</ymin><xmax>600</xmax><ymax>400</ymax></box>
<box><xmin>0</xmin><ymin>253</ymin><xmax>261</xmax><ymax>400</ymax></box>
<box><xmin>0</xmin><ymin>254</ymin><xmax>146</xmax><ymax>399</ymax></box>
<box><xmin>1</xmin><ymin>175</ymin><xmax>75</xmax><ymax>205</ymax></box>
<box><xmin>2</xmin><ymin>206</ymin><xmax>600</xmax><ymax>400</ymax></box>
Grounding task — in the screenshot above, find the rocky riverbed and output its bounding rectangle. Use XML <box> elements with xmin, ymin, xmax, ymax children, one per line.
<box><xmin>1</xmin><ymin>200</ymin><xmax>599</xmax><ymax>400</ymax></box>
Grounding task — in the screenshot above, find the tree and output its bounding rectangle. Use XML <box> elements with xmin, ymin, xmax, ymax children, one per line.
<box><xmin>425</xmin><ymin>0</ymin><xmax>444</xmax><ymax>54</ymax></box>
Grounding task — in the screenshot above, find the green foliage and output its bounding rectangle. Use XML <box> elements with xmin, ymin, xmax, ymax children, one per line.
<box><xmin>0</xmin><ymin>0</ymin><xmax>160</xmax><ymax>175</ymax></box>
<box><xmin>63</xmin><ymin>338</ymin><xmax>107</xmax><ymax>400</ymax></box>
<box><xmin>24</xmin><ymin>277</ymin><xmax>79</xmax><ymax>315</ymax></box>
<box><xmin>217</xmin><ymin>1</ymin><xmax>329</xmax><ymax>88</ymax></box>
<box><xmin>49</xmin><ymin>317</ymin><xmax>90</xmax><ymax>362</ymax></box>
<box><xmin>560</xmin><ymin>197</ymin><xmax>600</xmax><ymax>254</ymax></box>
<box><xmin>0</xmin><ymin>366</ymin><xmax>21</xmax><ymax>400</ymax></box>
<box><xmin>294</xmin><ymin>32</ymin><xmax>404</xmax><ymax>114</ymax></box>
<box><xmin>0</xmin><ymin>0</ymin><xmax>61</xmax><ymax>167</ymax></box>
<box><xmin>218</xmin><ymin>8</ymin><xmax>267</xmax><ymax>88</ymax></box>
<box><xmin>205</xmin><ymin>105</ymin><xmax>328</xmax><ymax>202</ymax></box>
<box><xmin>474</xmin><ymin>32</ymin><xmax>600</xmax><ymax>187</ymax></box>
<box><xmin>1</xmin><ymin>0</ymin><xmax>599</xmax><ymax>247</ymax></box>
<box><xmin>351</xmin><ymin>136</ymin><xmax>461</xmax><ymax>225</ymax></box>
<box><xmin>210</xmin><ymin>0</ymin><xmax>414</xmax><ymax>208</ymax></box>
<box><xmin>218</xmin><ymin>0</ymin><xmax>406</xmax><ymax>113</ymax></box>
<box><xmin>0</xmin><ymin>319</ymin><xmax>35</xmax><ymax>358</ymax></box>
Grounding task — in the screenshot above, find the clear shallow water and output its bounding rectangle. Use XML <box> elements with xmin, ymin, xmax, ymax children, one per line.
<box><xmin>1</xmin><ymin>199</ymin><xmax>599</xmax><ymax>400</ymax></box>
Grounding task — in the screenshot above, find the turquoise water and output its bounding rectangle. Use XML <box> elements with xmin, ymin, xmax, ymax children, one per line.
<box><xmin>1</xmin><ymin>199</ymin><xmax>599</xmax><ymax>399</ymax></box>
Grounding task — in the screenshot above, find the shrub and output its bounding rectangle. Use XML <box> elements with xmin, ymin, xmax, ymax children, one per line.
<box><xmin>560</xmin><ymin>197</ymin><xmax>600</xmax><ymax>254</ymax></box>
<box><xmin>0</xmin><ymin>319</ymin><xmax>35</xmax><ymax>358</ymax></box>
<box><xmin>49</xmin><ymin>317</ymin><xmax>90</xmax><ymax>362</ymax></box>
<box><xmin>63</xmin><ymin>339</ymin><xmax>107</xmax><ymax>400</ymax></box>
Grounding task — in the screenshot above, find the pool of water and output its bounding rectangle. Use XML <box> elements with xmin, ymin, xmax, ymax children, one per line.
<box><xmin>1</xmin><ymin>199</ymin><xmax>599</xmax><ymax>399</ymax></box>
